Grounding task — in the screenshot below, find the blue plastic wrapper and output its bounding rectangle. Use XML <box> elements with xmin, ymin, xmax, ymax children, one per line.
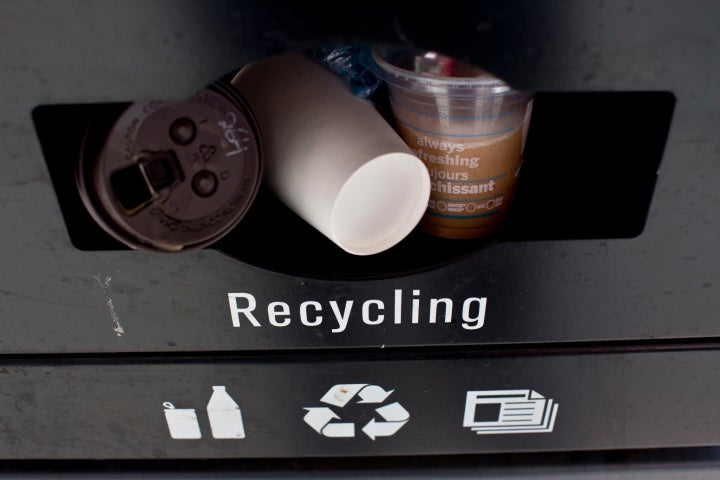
<box><xmin>312</xmin><ymin>44</ymin><xmax>381</xmax><ymax>99</ymax></box>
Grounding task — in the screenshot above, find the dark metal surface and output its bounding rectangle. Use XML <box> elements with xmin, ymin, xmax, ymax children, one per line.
<box><xmin>1</xmin><ymin>0</ymin><xmax>719</xmax><ymax>476</ymax></box>
<box><xmin>0</xmin><ymin>347</ymin><xmax>720</xmax><ymax>459</ymax></box>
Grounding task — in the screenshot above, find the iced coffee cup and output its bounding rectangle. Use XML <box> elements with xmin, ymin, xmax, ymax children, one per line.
<box><xmin>371</xmin><ymin>44</ymin><xmax>534</xmax><ymax>239</ymax></box>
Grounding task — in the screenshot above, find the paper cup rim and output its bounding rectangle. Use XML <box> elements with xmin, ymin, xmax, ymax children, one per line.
<box><xmin>330</xmin><ymin>152</ymin><xmax>431</xmax><ymax>256</ymax></box>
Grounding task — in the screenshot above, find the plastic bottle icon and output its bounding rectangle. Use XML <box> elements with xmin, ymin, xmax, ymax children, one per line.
<box><xmin>206</xmin><ymin>385</ymin><xmax>246</xmax><ymax>439</ymax></box>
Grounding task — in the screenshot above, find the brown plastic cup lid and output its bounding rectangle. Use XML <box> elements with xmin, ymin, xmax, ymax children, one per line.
<box><xmin>77</xmin><ymin>82</ymin><xmax>262</xmax><ymax>252</ymax></box>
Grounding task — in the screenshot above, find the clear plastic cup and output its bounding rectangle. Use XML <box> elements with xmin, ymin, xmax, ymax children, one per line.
<box><xmin>371</xmin><ymin>44</ymin><xmax>534</xmax><ymax>239</ymax></box>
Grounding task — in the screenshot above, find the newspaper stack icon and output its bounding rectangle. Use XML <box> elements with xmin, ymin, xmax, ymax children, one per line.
<box><xmin>462</xmin><ymin>389</ymin><xmax>558</xmax><ymax>434</ymax></box>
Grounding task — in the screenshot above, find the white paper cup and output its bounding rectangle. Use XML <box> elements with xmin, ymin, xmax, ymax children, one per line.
<box><xmin>231</xmin><ymin>51</ymin><xmax>431</xmax><ymax>256</ymax></box>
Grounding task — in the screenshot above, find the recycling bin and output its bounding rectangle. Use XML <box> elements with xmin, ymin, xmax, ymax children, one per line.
<box><xmin>2</xmin><ymin>0</ymin><xmax>720</xmax><ymax>477</ymax></box>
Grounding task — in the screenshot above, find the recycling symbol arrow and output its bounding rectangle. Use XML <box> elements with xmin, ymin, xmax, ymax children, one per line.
<box><xmin>303</xmin><ymin>384</ymin><xmax>410</xmax><ymax>440</ymax></box>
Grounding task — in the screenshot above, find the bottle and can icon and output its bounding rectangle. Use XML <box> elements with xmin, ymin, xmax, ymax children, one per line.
<box><xmin>163</xmin><ymin>385</ymin><xmax>245</xmax><ymax>440</ymax></box>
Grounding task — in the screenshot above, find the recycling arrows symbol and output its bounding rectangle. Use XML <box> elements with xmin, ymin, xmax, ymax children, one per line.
<box><xmin>303</xmin><ymin>384</ymin><xmax>410</xmax><ymax>440</ymax></box>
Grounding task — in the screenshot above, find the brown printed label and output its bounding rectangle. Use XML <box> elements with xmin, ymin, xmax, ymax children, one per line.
<box><xmin>395</xmin><ymin>123</ymin><xmax>524</xmax><ymax>239</ymax></box>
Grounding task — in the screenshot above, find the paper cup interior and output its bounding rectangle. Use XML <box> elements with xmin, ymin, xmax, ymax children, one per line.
<box><xmin>331</xmin><ymin>152</ymin><xmax>431</xmax><ymax>256</ymax></box>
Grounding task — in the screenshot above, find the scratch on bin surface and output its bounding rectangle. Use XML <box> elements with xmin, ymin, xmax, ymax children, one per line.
<box><xmin>92</xmin><ymin>273</ymin><xmax>126</xmax><ymax>336</ymax></box>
